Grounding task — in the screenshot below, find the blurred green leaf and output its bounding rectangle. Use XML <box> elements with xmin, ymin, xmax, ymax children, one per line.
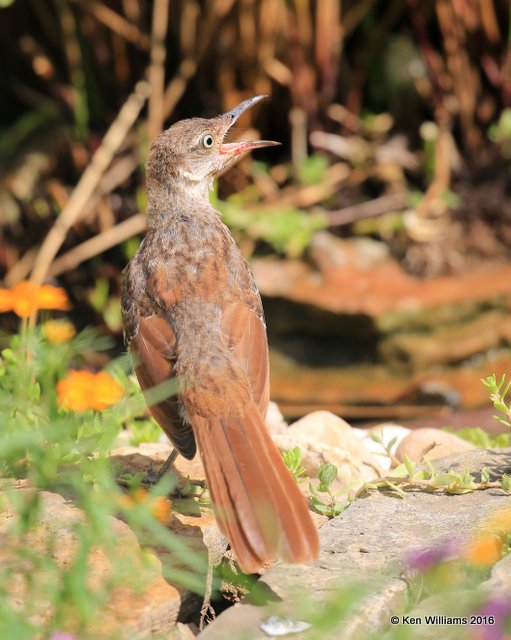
<box><xmin>449</xmin><ymin>427</ymin><xmax>511</xmax><ymax>449</ymax></box>
<box><xmin>88</xmin><ymin>278</ymin><xmax>110</xmax><ymax>313</ymax></box>
<box><xmin>488</xmin><ymin>109</ymin><xmax>511</xmax><ymax>142</ymax></box>
<box><xmin>123</xmin><ymin>237</ymin><xmax>142</xmax><ymax>260</ymax></box>
<box><xmin>297</xmin><ymin>154</ymin><xmax>329</xmax><ymax>185</ymax></box>
<box><xmin>318</xmin><ymin>463</ymin><xmax>337</xmax><ymax>492</ymax></box>
<box><xmin>129</xmin><ymin>418</ymin><xmax>162</xmax><ymax>446</ymax></box>
<box><xmin>221</xmin><ymin>201</ymin><xmax>327</xmax><ymax>258</ymax></box>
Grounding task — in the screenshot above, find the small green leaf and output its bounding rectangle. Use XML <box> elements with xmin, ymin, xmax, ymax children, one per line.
<box><xmin>459</xmin><ymin>471</ymin><xmax>475</xmax><ymax>486</ymax></box>
<box><xmin>403</xmin><ymin>455</ymin><xmax>415</xmax><ymax>478</ymax></box>
<box><xmin>310</xmin><ymin>499</ymin><xmax>330</xmax><ymax>514</ymax></box>
<box><xmin>424</xmin><ymin>460</ymin><xmax>436</xmax><ymax>479</ymax></box>
<box><xmin>387</xmin><ymin>436</ymin><xmax>398</xmax><ymax>450</ymax></box>
<box><xmin>480</xmin><ymin>376</ymin><xmax>492</xmax><ymax>390</ymax></box>
<box><xmin>282</xmin><ymin>446</ymin><xmax>307</xmax><ymax>481</ymax></box>
<box><xmin>283</xmin><ymin>446</ymin><xmax>299</xmax><ymax>467</ymax></box>
<box><xmin>388</xmin><ymin>463</ymin><xmax>408</xmax><ymax>478</ymax></box>
<box><xmin>330</xmin><ymin>502</ymin><xmax>349</xmax><ymax>517</ymax></box>
<box><xmin>493</xmin><ymin>400</ymin><xmax>509</xmax><ymax>414</ymax></box>
<box><xmin>431</xmin><ymin>472</ymin><xmax>458</xmax><ymax>487</ymax></box>
<box><xmin>496</xmin><ymin>374</ymin><xmax>507</xmax><ymax>391</ymax></box>
<box><xmin>318</xmin><ymin>464</ymin><xmax>337</xmax><ymax>491</ymax></box>
<box><xmin>381</xmin><ymin>479</ymin><xmax>406</xmax><ymax>497</ymax></box>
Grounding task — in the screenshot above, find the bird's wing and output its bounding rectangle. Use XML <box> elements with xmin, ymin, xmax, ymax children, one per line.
<box><xmin>130</xmin><ymin>314</ymin><xmax>196</xmax><ymax>459</ymax></box>
<box><xmin>221</xmin><ymin>301</ymin><xmax>270</xmax><ymax>419</ymax></box>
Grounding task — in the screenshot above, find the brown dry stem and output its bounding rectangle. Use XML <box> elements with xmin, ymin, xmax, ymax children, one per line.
<box><xmin>29</xmin><ymin>80</ymin><xmax>150</xmax><ymax>287</ymax></box>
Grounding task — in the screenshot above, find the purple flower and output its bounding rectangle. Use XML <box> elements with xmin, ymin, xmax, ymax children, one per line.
<box><xmin>405</xmin><ymin>538</ymin><xmax>460</xmax><ymax>571</ymax></box>
<box><xmin>47</xmin><ymin>633</ymin><xmax>76</xmax><ymax>640</ymax></box>
<box><xmin>470</xmin><ymin>597</ymin><xmax>511</xmax><ymax>640</ymax></box>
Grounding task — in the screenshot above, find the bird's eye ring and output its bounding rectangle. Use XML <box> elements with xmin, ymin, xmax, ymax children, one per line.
<box><xmin>202</xmin><ymin>134</ymin><xmax>214</xmax><ymax>149</ymax></box>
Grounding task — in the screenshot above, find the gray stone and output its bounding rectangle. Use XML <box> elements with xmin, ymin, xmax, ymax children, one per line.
<box><xmin>484</xmin><ymin>551</ymin><xmax>511</xmax><ymax>596</ymax></box>
<box><xmin>198</xmin><ymin>449</ymin><xmax>511</xmax><ymax>640</ymax></box>
<box><xmin>0</xmin><ymin>487</ymin><xmax>185</xmax><ymax>640</ymax></box>
<box><xmin>384</xmin><ymin>553</ymin><xmax>511</xmax><ymax>640</ymax></box>
<box><xmin>395</xmin><ymin>427</ymin><xmax>475</xmax><ymax>462</ymax></box>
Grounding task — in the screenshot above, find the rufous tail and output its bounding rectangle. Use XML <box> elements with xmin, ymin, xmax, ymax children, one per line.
<box><xmin>191</xmin><ymin>401</ymin><xmax>319</xmax><ymax>573</ymax></box>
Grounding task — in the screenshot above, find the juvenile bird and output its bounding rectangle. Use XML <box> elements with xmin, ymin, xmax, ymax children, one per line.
<box><xmin>121</xmin><ymin>95</ymin><xmax>319</xmax><ymax>573</ymax></box>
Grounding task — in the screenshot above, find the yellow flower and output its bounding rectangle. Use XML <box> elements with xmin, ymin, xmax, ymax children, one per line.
<box><xmin>0</xmin><ymin>281</ymin><xmax>70</xmax><ymax>318</ymax></box>
<box><xmin>57</xmin><ymin>370</ymin><xmax>124</xmax><ymax>412</ymax></box>
<box><xmin>479</xmin><ymin>506</ymin><xmax>511</xmax><ymax>539</ymax></box>
<box><xmin>43</xmin><ymin>320</ymin><xmax>76</xmax><ymax>344</ymax></box>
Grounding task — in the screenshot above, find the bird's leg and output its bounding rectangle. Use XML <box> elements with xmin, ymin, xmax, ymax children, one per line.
<box><xmin>143</xmin><ymin>448</ymin><xmax>179</xmax><ymax>486</ymax></box>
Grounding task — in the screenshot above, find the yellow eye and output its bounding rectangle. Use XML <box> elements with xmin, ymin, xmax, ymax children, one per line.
<box><xmin>202</xmin><ymin>134</ymin><xmax>214</xmax><ymax>148</ymax></box>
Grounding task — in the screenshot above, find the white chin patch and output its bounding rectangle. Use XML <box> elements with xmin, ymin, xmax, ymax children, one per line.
<box><xmin>180</xmin><ymin>168</ymin><xmax>202</xmax><ymax>183</ymax></box>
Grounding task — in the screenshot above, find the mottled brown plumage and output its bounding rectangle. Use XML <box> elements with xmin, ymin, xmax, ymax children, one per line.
<box><xmin>121</xmin><ymin>95</ymin><xmax>319</xmax><ymax>573</ymax></box>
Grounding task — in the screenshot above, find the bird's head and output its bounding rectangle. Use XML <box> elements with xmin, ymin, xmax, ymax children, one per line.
<box><xmin>146</xmin><ymin>95</ymin><xmax>279</xmax><ymax>198</ymax></box>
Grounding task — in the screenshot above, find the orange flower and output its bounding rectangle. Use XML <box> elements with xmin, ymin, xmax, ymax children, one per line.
<box><xmin>116</xmin><ymin>488</ymin><xmax>149</xmax><ymax>509</ymax></box>
<box><xmin>43</xmin><ymin>320</ymin><xmax>76</xmax><ymax>344</ymax></box>
<box><xmin>133</xmin><ymin>488</ymin><xmax>149</xmax><ymax>503</ymax></box>
<box><xmin>115</xmin><ymin>489</ymin><xmax>173</xmax><ymax>524</ymax></box>
<box><xmin>92</xmin><ymin>371</ymin><xmax>125</xmax><ymax>410</ymax></box>
<box><xmin>0</xmin><ymin>281</ymin><xmax>70</xmax><ymax>318</ymax></box>
<box><xmin>465</xmin><ymin>535</ymin><xmax>503</xmax><ymax>568</ymax></box>
<box><xmin>464</xmin><ymin>505</ymin><xmax>511</xmax><ymax>568</ymax></box>
<box><xmin>152</xmin><ymin>496</ymin><xmax>173</xmax><ymax>524</ymax></box>
<box><xmin>57</xmin><ymin>371</ymin><xmax>96</xmax><ymax>412</ymax></box>
<box><xmin>57</xmin><ymin>370</ymin><xmax>124</xmax><ymax>412</ymax></box>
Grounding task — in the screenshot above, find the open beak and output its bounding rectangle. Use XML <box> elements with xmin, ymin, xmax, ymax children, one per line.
<box><xmin>219</xmin><ymin>94</ymin><xmax>280</xmax><ymax>156</ymax></box>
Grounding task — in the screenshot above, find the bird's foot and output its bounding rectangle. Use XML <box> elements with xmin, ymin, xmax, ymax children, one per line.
<box><xmin>142</xmin><ymin>448</ymin><xmax>179</xmax><ymax>486</ymax></box>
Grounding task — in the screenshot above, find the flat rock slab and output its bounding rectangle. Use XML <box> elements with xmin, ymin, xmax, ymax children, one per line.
<box><xmin>252</xmin><ymin>234</ymin><xmax>511</xmax><ymax>418</ymax></box>
<box><xmin>252</xmin><ymin>235</ymin><xmax>511</xmax><ymax>322</ymax></box>
<box><xmin>0</xmin><ymin>442</ymin><xmax>227</xmax><ymax>640</ymax></box>
<box><xmin>198</xmin><ymin>448</ymin><xmax>511</xmax><ymax>640</ymax></box>
<box><xmin>382</xmin><ymin>554</ymin><xmax>511</xmax><ymax>640</ymax></box>
<box><xmin>0</xmin><ymin>488</ymin><xmax>184</xmax><ymax>639</ymax></box>
<box><xmin>269</xmin><ymin>347</ymin><xmax>511</xmax><ymax>416</ymax></box>
<box><xmin>110</xmin><ymin>443</ymin><xmax>228</xmax><ymax>570</ymax></box>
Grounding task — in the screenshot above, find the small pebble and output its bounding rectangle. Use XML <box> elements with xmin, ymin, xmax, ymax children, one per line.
<box><xmin>260</xmin><ymin>615</ymin><xmax>313</xmax><ymax>637</ymax></box>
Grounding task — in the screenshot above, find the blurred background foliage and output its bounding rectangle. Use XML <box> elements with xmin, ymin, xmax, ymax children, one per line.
<box><xmin>0</xmin><ymin>0</ymin><xmax>510</xmax><ymax>418</ymax></box>
<box><xmin>0</xmin><ymin>3</ymin><xmax>511</xmax><ymax>636</ymax></box>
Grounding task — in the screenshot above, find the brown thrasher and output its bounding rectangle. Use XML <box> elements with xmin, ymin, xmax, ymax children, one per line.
<box><xmin>121</xmin><ymin>95</ymin><xmax>319</xmax><ymax>573</ymax></box>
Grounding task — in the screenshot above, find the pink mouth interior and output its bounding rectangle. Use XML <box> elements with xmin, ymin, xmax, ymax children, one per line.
<box><xmin>219</xmin><ymin>141</ymin><xmax>251</xmax><ymax>155</ymax></box>
<box><xmin>219</xmin><ymin>140</ymin><xmax>280</xmax><ymax>155</ymax></box>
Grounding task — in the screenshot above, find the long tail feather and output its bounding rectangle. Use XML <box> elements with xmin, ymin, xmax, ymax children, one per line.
<box><xmin>192</xmin><ymin>402</ymin><xmax>319</xmax><ymax>573</ymax></box>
